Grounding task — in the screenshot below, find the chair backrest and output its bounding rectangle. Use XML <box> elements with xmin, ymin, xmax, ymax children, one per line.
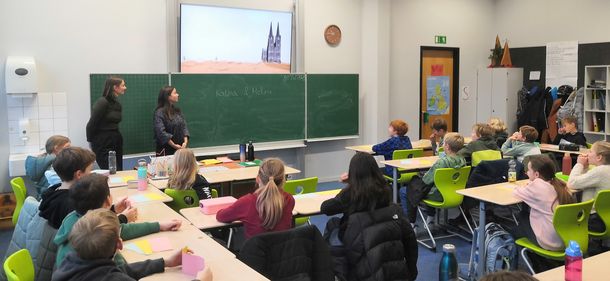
<box><xmin>433</xmin><ymin>166</ymin><xmax>472</xmax><ymax>207</ymax></box>
<box><xmin>592</xmin><ymin>190</ymin><xmax>610</xmax><ymax>238</ymax></box>
<box><xmin>283</xmin><ymin>177</ymin><xmax>318</xmax><ymax>195</ymax></box>
<box><xmin>4</xmin><ymin>249</ymin><xmax>34</xmax><ymax>281</ymax></box>
<box><xmin>553</xmin><ymin>199</ymin><xmax>594</xmax><ymax>253</ymax></box>
<box><xmin>471</xmin><ymin>150</ymin><xmax>502</xmax><ymax>167</ymax></box>
<box><xmin>392</xmin><ymin>149</ymin><xmax>424</xmax><ymax>160</ymax></box>
<box><xmin>164</xmin><ymin>188</ymin><xmax>199</xmax><ymax>211</ymax></box>
<box><xmin>211</xmin><ymin>188</ymin><xmax>218</xmax><ymax>198</ymax></box>
<box><xmin>10</xmin><ymin>177</ymin><xmax>27</xmax><ymax>225</ymax></box>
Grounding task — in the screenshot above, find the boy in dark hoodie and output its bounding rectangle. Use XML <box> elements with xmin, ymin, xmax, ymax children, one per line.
<box><xmin>51</xmin><ymin>208</ymin><xmax>212</xmax><ymax>281</ymax></box>
<box><xmin>552</xmin><ymin>115</ymin><xmax>587</xmax><ymax>146</ymax></box>
<box><xmin>457</xmin><ymin>123</ymin><xmax>499</xmax><ymax>162</ymax></box>
<box><xmin>39</xmin><ymin>147</ymin><xmax>135</xmax><ymax>229</ymax></box>
<box><xmin>54</xmin><ymin>173</ymin><xmax>182</xmax><ymax>268</ymax></box>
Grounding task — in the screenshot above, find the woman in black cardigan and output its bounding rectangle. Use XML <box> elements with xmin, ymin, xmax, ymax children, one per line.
<box><xmin>153</xmin><ymin>86</ymin><xmax>190</xmax><ymax>156</ymax></box>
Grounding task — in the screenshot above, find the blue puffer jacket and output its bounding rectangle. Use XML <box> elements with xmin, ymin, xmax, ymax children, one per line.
<box><xmin>25</xmin><ymin>154</ymin><xmax>55</xmax><ymax>196</ymax></box>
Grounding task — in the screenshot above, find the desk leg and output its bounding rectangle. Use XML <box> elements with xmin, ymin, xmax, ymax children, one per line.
<box><xmin>392</xmin><ymin>167</ymin><xmax>398</xmax><ymax>203</ymax></box>
<box><xmin>477</xmin><ymin>201</ymin><xmax>486</xmax><ymax>278</ymax></box>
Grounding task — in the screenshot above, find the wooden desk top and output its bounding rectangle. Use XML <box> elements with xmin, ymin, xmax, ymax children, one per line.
<box><xmin>179</xmin><ymin>207</ymin><xmax>242</xmax><ymax>230</ymax></box>
<box><xmin>141</xmin><ymin>256</ymin><xmax>269</xmax><ymax>281</ymax></box>
<box><xmin>539</xmin><ymin>143</ymin><xmax>589</xmax><ymax>155</ymax></box>
<box><xmin>534</xmin><ymin>250</ymin><xmax>610</xmax><ymax>280</ymax></box>
<box><xmin>345</xmin><ymin>139</ymin><xmax>435</xmax><ymax>154</ymax></box>
<box><xmin>381</xmin><ymin>156</ymin><xmax>439</xmax><ymax>170</ymax></box>
<box><xmin>131</xmin><ymin>202</ymin><xmax>186</xmax><ymax>222</ymax></box>
<box><xmin>293</xmin><ymin>189</ymin><xmax>342</xmax><ymax>216</ymax></box>
<box><xmin>109</xmin><ymin>183</ymin><xmax>173</xmax><ymax>204</ymax></box>
<box><xmin>456</xmin><ymin>180</ymin><xmax>528</xmax><ymax>206</ymax></box>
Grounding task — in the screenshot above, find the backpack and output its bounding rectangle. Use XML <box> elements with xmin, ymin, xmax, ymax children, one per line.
<box><xmin>557</xmin><ymin>87</ymin><xmax>584</xmax><ymax>132</ymax></box>
<box><xmin>465</xmin><ymin>223</ymin><xmax>517</xmax><ymax>280</ymax></box>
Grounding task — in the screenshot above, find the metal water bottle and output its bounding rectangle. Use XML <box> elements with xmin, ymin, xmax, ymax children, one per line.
<box><xmin>247</xmin><ymin>141</ymin><xmax>255</xmax><ymax>161</ymax></box>
<box><xmin>108</xmin><ymin>151</ymin><xmax>117</xmax><ymax>174</ymax></box>
<box><xmin>439</xmin><ymin>244</ymin><xmax>458</xmax><ymax>281</ymax></box>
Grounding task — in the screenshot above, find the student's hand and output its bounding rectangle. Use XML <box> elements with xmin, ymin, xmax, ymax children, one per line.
<box><xmin>577</xmin><ymin>154</ymin><xmax>589</xmax><ymax>168</ymax></box>
<box><xmin>339</xmin><ymin>172</ymin><xmax>348</xmax><ymax>183</ymax></box>
<box><xmin>160</xmin><ymin>219</ymin><xmax>182</xmax><ymax>231</ymax></box>
<box><xmin>510</xmin><ymin>132</ymin><xmax>520</xmax><ymax>141</ymax></box>
<box><xmin>164</xmin><ymin>248</ymin><xmax>191</xmax><ymax>267</ymax></box>
<box><xmin>182</xmin><ymin>138</ymin><xmax>189</xmax><ymax>149</ymax></box>
<box><xmin>558</xmin><ymin>127</ymin><xmax>566</xmax><ymax>134</ymax></box>
<box><xmin>114</xmin><ymin>197</ymin><xmax>131</xmax><ymax>213</ymax></box>
<box><xmin>121</xmin><ymin>206</ymin><xmax>138</xmax><ymax>222</ymax></box>
<box><xmin>429</xmin><ymin>132</ymin><xmax>436</xmax><ymax>140</ymax></box>
<box><xmin>196</xmin><ymin>266</ymin><xmax>213</xmax><ymax>281</ymax></box>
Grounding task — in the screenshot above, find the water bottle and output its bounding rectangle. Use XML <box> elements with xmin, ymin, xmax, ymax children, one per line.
<box><xmin>565</xmin><ymin>240</ymin><xmax>582</xmax><ymax>281</ymax></box>
<box><xmin>507</xmin><ymin>159</ymin><xmax>517</xmax><ymax>183</ymax></box>
<box><xmin>239</xmin><ymin>144</ymin><xmax>246</xmax><ymax>162</ymax></box>
<box><xmin>108</xmin><ymin>151</ymin><xmax>117</xmax><ymax>175</ymax></box>
<box><xmin>247</xmin><ymin>141</ymin><xmax>255</xmax><ymax>161</ymax></box>
<box><xmin>439</xmin><ymin>244</ymin><xmax>458</xmax><ymax>281</ymax></box>
<box><xmin>562</xmin><ymin>152</ymin><xmax>573</xmax><ymax>176</ymax></box>
<box><xmin>137</xmin><ymin>159</ymin><xmax>147</xmax><ymax>191</ymax></box>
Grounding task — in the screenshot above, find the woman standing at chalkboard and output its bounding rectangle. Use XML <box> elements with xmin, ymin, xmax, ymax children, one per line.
<box><xmin>154</xmin><ymin>86</ymin><xmax>190</xmax><ymax>156</ymax></box>
<box><xmin>86</xmin><ymin>77</ymin><xmax>126</xmax><ymax>170</ymax></box>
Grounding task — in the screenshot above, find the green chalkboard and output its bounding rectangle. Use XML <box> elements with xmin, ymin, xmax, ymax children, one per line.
<box><xmin>90</xmin><ymin>74</ymin><xmax>169</xmax><ymax>154</ymax></box>
<box><xmin>170</xmin><ymin>74</ymin><xmax>305</xmax><ymax>148</ymax></box>
<box><xmin>307</xmin><ymin>74</ymin><xmax>359</xmax><ymax>139</ymax></box>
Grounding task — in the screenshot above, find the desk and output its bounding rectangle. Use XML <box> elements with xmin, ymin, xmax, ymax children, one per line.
<box><xmin>533</xmin><ymin>251</ymin><xmax>610</xmax><ymax>280</ymax></box>
<box><xmin>539</xmin><ymin>143</ymin><xmax>589</xmax><ymax>155</ymax></box>
<box><xmin>132</xmin><ymin>202</ymin><xmax>186</xmax><ymax>222</ymax></box>
<box><xmin>293</xmin><ymin>189</ymin><xmax>342</xmax><ymax>216</ymax></box>
<box><xmin>345</xmin><ymin>139</ymin><xmax>434</xmax><ymax>154</ymax></box>
<box><xmin>142</xmin><ymin>256</ymin><xmax>269</xmax><ymax>281</ymax></box>
<box><xmin>109</xmin><ymin>184</ymin><xmax>173</xmax><ymax>204</ymax></box>
<box><xmin>456</xmin><ymin>180</ymin><xmax>527</xmax><ymax>278</ymax></box>
<box><xmin>381</xmin><ymin>156</ymin><xmax>439</xmax><ymax>203</ymax></box>
<box><xmin>180</xmin><ymin>207</ymin><xmax>242</xmax><ymax>230</ymax></box>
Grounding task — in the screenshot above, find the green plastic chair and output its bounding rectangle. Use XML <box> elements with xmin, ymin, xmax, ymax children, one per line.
<box><xmin>586</xmin><ymin>143</ymin><xmax>592</xmax><ymax>149</ymax></box>
<box><xmin>417</xmin><ymin>166</ymin><xmax>473</xmax><ymax>251</ymax></box>
<box><xmin>4</xmin><ymin>249</ymin><xmax>34</xmax><ymax>281</ymax></box>
<box><xmin>383</xmin><ymin>149</ymin><xmax>424</xmax><ymax>184</ymax></box>
<box><xmin>555</xmin><ymin>172</ymin><xmax>569</xmax><ymax>182</ymax></box>
<box><xmin>471</xmin><ymin>150</ymin><xmax>502</xmax><ymax>167</ymax></box>
<box><xmin>516</xmin><ymin>199</ymin><xmax>594</xmax><ymax>274</ymax></box>
<box><xmin>164</xmin><ymin>188</ymin><xmax>219</xmax><ymax>212</ymax></box>
<box><xmin>10</xmin><ymin>177</ymin><xmax>27</xmax><ymax>226</ymax></box>
<box><xmin>284</xmin><ymin>177</ymin><xmax>318</xmax><ymax>226</ymax></box>
<box><xmin>589</xmin><ymin>190</ymin><xmax>610</xmax><ymax>239</ymax></box>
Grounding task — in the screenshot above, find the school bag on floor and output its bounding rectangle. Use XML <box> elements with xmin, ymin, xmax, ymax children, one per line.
<box><xmin>465</xmin><ymin>222</ymin><xmax>517</xmax><ymax>280</ymax></box>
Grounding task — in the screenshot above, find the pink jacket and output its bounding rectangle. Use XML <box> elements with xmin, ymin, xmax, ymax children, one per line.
<box><xmin>513</xmin><ymin>178</ymin><xmax>563</xmax><ymax>251</ymax></box>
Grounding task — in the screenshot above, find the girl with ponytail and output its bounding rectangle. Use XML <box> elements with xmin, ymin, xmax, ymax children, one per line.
<box><xmin>216</xmin><ymin>158</ymin><xmax>295</xmax><ymax>239</ymax></box>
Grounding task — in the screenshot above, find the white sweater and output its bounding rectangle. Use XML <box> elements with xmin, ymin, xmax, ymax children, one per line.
<box><xmin>568</xmin><ymin>163</ymin><xmax>610</xmax><ymax>202</ymax></box>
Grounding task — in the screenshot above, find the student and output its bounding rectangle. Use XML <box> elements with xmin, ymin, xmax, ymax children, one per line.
<box><xmin>568</xmin><ymin>141</ymin><xmax>610</xmax><ymax>232</ymax></box>
<box><xmin>509</xmin><ymin>155</ymin><xmax>574</xmax><ymax>270</ymax></box>
<box><xmin>488</xmin><ymin>117</ymin><xmax>508</xmax><ymax>148</ymax></box>
<box><xmin>38</xmin><ymin>147</ymin><xmax>134</xmax><ymax>229</ymax></box>
<box><xmin>457</xmin><ymin>123</ymin><xmax>499</xmax><ymax>161</ymax></box>
<box><xmin>410</xmin><ymin>133</ymin><xmax>467</xmax><ymax>224</ymax></box>
<box><xmin>167</xmin><ymin>148</ymin><xmax>212</xmax><ymax>200</ymax></box>
<box><xmin>552</xmin><ymin>115</ymin><xmax>587</xmax><ymax>146</ymax></box>
<box><xmin>25</xmin><ymin>135</ymin><xmax>71</xmax><ymax>196</ymax></box>
<box><xmin>51</xmin><ymin>208</ymin><xmax>212</xmax><ymax>281</ymax></box>
<box><xmin>86</xmin><ymin>76</ymin><xmax>126</xmax><ymax>170</ymax></box>
<box><xmin>216</xmin><ymin>158</ymin><xmax>295</xmax><ymax>239</ymax></box>
<box><xmin>501</xmin><ymin>125</ymin><xmax>541</xmax><ymax>162</ymax></box>
<box><xmin>54</xmin><ymin>173</ymin><xmax>182</xmax><ymax>268</ymax></box>
<box><xmin>153</xmin><ymin>86</ymin><xmax>190</xmax><ymax>156</ymax></box>
<box><xmin>372</xmin><ymin>119</ymin><xmax>413</xmax><ymax>175</ymax></box>
<box><xmin>429</xmin><ymin>119</ymin><xmax>448</xmax><ymax>155</ymax></box>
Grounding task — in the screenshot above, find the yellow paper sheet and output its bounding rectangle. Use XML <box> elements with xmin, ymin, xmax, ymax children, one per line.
<box><xmin>144</xmin><ymin>193</ymin><xmax>165</xmax><ymax>200</ymax></box>
<box><xmin>134</xmin><ymin>240</ymin><xmax>153</xmax><ymax>255</ymax></box>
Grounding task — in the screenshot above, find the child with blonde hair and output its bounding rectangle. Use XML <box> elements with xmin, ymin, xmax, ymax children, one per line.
<box><xmin>167</xmin><ymin>149</ymin><xmax>212</xmax><ymax>200</ymax></box>
<box><xmin>457</xmin><ymin>123</ymin><xmax>499</xmax><ymax>160</ymax></box>
<box><xmin>488</xmin><ymin>117</ymin><xmax>508</xmax><ymax>148</ymax></box>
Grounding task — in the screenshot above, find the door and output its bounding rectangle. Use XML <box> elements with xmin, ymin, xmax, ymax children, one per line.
<box><xmin>419</xmin><ymin>47</ymin><xmax>460</xmax><ymax>139</ymax></box>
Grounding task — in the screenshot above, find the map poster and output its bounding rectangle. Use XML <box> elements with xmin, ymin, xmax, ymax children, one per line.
<box><xmin>426</xmin><ymin>76</ymin><xmax>450</xmax><ymax>115</ymax></box>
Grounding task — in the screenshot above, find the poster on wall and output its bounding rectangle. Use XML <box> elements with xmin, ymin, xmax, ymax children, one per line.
<box><xmin>546</xmin><ymin>41</ymin><xmax>578</xmax><ymax>88</ymax></box>
<box><xmin>426</xmin><ymin>76</ymin><xmax>450</xmax><ymax>115</ymax></box>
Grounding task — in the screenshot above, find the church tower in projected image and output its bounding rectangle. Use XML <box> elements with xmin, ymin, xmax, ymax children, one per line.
<box><xmin>261</xmin><ymin>22</ymin><xmax>281</xmax><ymax>63</ymax></box>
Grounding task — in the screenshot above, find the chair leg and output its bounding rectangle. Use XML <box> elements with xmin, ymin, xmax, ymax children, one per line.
<box><xmin>416</xmin><ymin>207</ymin><xmax>437</xmax><ymax>251</ymax></box>
<box><xmin>512</xmin><ymin>212</ymin><xmax>519</xmax><ymax>226</ymax></box>
<box><xmin>227</xmin><ymin>228</ymin><xmax>234</xmax><ymax>249</ymax></box>
<box><xmin>520</xmin><ymin>248</ymin><xmax>536</xmax><ymax>275</ymax></box>
<box><xmin>460</xmin><ymin>206</ymin><xmax>474</xmax><ymax>235</ymax></box>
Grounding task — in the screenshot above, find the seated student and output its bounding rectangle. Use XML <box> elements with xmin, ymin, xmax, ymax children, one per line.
<box><xmin>507</xmin><ymin>155</ymin><xmax>574</xmax><ymax>272</ymax></box>
<box><xmin>39</xmin><ymin>147</ymin><xmax>133</xmax><ymax>229</ymax></box>
<box><xmin>458</xmin><ymin>123</ymin><xmax>499</xmax><ymax>161</ymax></box>
<box><xmin>51</xmin><ymin>208</ymin><xmax>212</xmax><ymax>281</ymax></box>
<box><xmin>568</xmin><ymin>141</ymin><xmax>610</xmax><ymax>232</ymax></box>
<box><xmin>25</xmin><ymin>135</ymin><xmax>71</xmax><ymax>196</ymax></box>
<box><xmin>501</xmin><ymin>125</ymin><xmax>541</xmax><ymax>163</ymax></box>
<box><xmin>320</xmin><ymin>152</ymin><xmax>417</xmax><ymax>281</ymax></box>
<box><xmin>372</xmin><ymin>119</ymin><xmax>412</xmax><ymax>175</ymax></box>
<box><xmin>54</xmin><ymin>173</ymin><xmax>182</xmax><ymax>268</ymax></box>
<box><xmin>167</xmin><ymin>149</ymin><xmax>212</xmax><ymax>200</ymax></box>
<box><xmin>216</xmin><ymin>158</ymin><xmax>295</xmax><ymax>239</ymax></box>
<box><xmin>429</xmin><ymin>119</ymin><xmax>448</xmax><ymax>155</ymax></box>
<box><xmin>488</xmin><ymin>117</ymin><xmax>509</xmax><ymax>148</ymax></box>
<box><xmin>552</xmin><ymin>115</ymin><xmax>587</xmax><ymax>146</ymax></box>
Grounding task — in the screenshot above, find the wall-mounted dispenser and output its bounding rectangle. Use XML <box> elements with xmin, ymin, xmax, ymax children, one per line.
<box><xmin>5</xmin><ymin>56</ymin><xmax>37</xmax><ymax>97</ymax></box>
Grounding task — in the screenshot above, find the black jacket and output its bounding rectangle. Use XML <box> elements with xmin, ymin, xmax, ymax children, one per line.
<box><xmin>466</xmin><ymin>159</ymin><xmax>526</xmax><ymax>188</ymax></box>
<box><xmin>86</xmin><ymin>95</ymin><xmax>122</xmax><ymax>142</ymax></box>
<box><xmin>39</xmin><ymin>183</ymin><xmax>72</xmax><ymax>229</ymax></box>
<box><xmin>552</xmin><ymin>131</ymin><xmax>587</xmax><ymax>146</ymax></box>
<box><xmin>238</xmin><ymin>225</ymin><xmax>334</xmax><ymax>281</ymax></box>
<box><xmin>51</xmin><ymin>252</ymin><xmax>164</xmax><ymax>281</ymax></box>
<box><xmin>336</xmin><ymin>204</ymin><xmax>418</xmax><ymax>281</ymax></box>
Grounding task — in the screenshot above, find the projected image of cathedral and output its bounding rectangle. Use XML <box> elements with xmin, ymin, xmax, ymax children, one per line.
<box><xmin>261</xmin><ymin>22</ymin><xmax>282</xmax><ymax>63</ymax></box>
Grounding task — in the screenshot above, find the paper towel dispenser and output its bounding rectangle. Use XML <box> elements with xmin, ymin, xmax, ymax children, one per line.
<box><xmin>5</xmin><ymin>56</ymin><xmax>37</xmax><ymax>97</ymax></box>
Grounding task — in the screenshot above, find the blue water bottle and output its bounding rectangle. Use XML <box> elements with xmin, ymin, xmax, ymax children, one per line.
<box><xmin>239</xmin><ymin>144</ymin><xmax>246</xmax><ymax>162</ymax></box>
<box><xmin>439</xmin><ymin>244</ymin><xmax>458</xmax><ymax>281</ymax></box>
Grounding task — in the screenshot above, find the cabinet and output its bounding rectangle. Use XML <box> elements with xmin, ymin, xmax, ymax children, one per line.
<box><xmin>583</xmin><ymin>65</ymin><xmax>609</xmax><ymax>143</ymax></box>
<box><xmin>476</xmin><ymin>68</ymin><xmax>523</xmax><ymax>133</ymax></box>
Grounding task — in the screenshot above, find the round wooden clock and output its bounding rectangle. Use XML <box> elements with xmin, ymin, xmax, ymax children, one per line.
<box><xmin>324</xmin><ymin>25</ymin><xmax>341</xmax><ymax>46</ymax></box>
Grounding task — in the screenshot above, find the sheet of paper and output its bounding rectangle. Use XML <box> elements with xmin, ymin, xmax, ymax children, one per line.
<box><xmin>134</xmin><ymin>240</ymin><xmax>153</xmax><ymax>255</ymax></box>
<box><xmin>529</xmin><ymin>71</ymin><xmax>541</xmax><ymax>80</ymax></box>
<box><xmin>182</xmin><ymin>252</ymin><xmax>205</xmax><ymax>276</ymax></box>
<box><xmin>129</xmin><ymin>194</ymin><xmax>148</xmax><ymax>203</ymax></box>
<box><xmin>216</xmin><ymin>156</ymin><xmax>234</xmax><ymax>163</ymax></box>
<box><xmin>124</xmin><ymin>243</ymin><xmax>144</xmax><ymax>254</ymax></box>
<box><xmin>149</xmin><ymin>237</ymin><xmax>173</xmax><ymax>252</ymax></box>
<box><xmin>144</xmin><ymin>193</ymin><xmax>165</xmax><ymax>201</ymax></box>
<box><xmin>546</xmin><ymin>41</ymin><xmax>578</xmax><ymax>87</ymax></box>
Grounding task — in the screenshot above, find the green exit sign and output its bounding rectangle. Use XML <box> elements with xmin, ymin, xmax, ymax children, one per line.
<box><xmin>435</xmin><ymin>35</ymin><xmax>447</xmax><ymax>44</ymax></box>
